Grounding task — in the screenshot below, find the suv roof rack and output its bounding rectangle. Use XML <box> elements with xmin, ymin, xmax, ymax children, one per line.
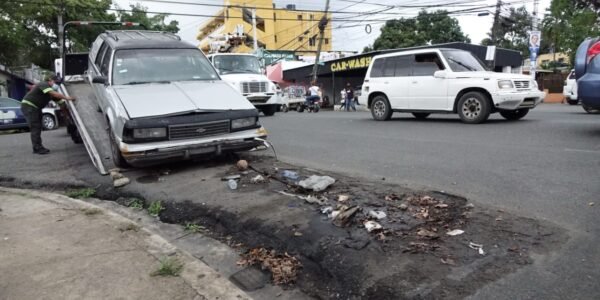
<box><xmin>104</xmin><ymin>30</ymin><xmax>181</xmax><ymax>41</ymax></box>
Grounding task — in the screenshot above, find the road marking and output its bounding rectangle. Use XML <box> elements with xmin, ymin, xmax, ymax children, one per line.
<box><xmin>564</xmin><ymin>148</ymin><xmax>600</xmax><ymax>154</ymax></box>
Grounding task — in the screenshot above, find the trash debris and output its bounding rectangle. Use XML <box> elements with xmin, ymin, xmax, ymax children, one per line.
<box><xmin>434</xmin><ymin>203</ymin><xmax>449</xmax><ymax>208</ymax></box>
<box><xmin>113</xmin><ymin>177</ymin><xmax>130</xmax><ymax>188</ymax></box>
<box><xmin>281</xmin><ymin>170</ymin><xmax>299</xmax><ymax>180</ymax></box>
<box><xmin>414</xmin><ymin>207</ymin><xmax>430</xmax><ymax>219</ymax></box>
<box><xmin>293</xmin><ymin>232</ymin><xmax>303</xmax><ymax>237</ymax></box>
<box><xmin>321</xmin><ymin>206</ymin><xmax>333</xmax><ymax>215</ymax></box>
<box><xmin>399</xmin><ymin>203</ymin><xmax>408</xmax><ymax>211</ymax></box>
<box><xmin>417</xmin><ymin>228</ymin><xmax>439</xmax><ymax>239</ymax></box>
<box><xmin>465</xmin><ymin>203</ymin><xmax>475</xmax><ymax>209</ymax></box>
<box><xmin>110</xmin><ymin>170</ymin><xmax>124</xmax><ymax>180</ymax></box>
<box><xmin>364</xmin><ymin>220</ymin><xmax>383</xmax><ymax>232</ymax></box>
<box><xmin>222</xmin><ymin>174</ymin><xmax>241</xmax><ymax>181</ymax></box>
<box><xmin>589</xmin><ymin>202</ymin><xmax>595</xmax><ymax>207</ymax></box>
<box><xmin>469</xmin><ymin>242</ymin><xmax>485</xmax><ymax>255</ymax></box>
<box><xmin>440</xmin><ymin>258</ymin><xmax>456</xmax><ymax>265</ymax></box>
<box><xmin>495</xmin><ymin>216</ymin><xmax>503</xmax><ymax>222</ymax></box>
<box><xmin>298</xmin><ymin>175</ymin><xmax>336</xmax><ymax>192</ymax></box>
<box><xmin>250</xmin><ymin>175</ymin><xmax>266</xmax><ymax>184</ymax></box>
<box><xmin>368</xmin><ymin>210</ymin><xmax>387</xmax><ymax>220</ymax></box>
<box><xmin>385</xmin><ymin>194</ymin><xmax>400</xmax><ymax>201</ymax></box>
<box><xmin>446</xmin><ymin>229</ymin><xmax>465</xmax><ymax>236</ymax></box>
<box><xmin>337</xmin><ymin>194</ymin><xmax>350</xmax><ymax>202</ymax></box>
<box><xmin>236</xmin><ymin>160</ymin><xmax>249</xmax><ymax>171</ymax></box>
<box><xmin>304</xmin><ymin>195</ymin><xmax>328</xmax><ymax>205</ymax></box>
<box><xmin>333</xmin><ymin>206</ymin><xmax>359</xmax><ymax>227</ymax></box>
<box><xmin>237</xmin><ymin>248</ymin><xmax>302</xmax><ymax>285</ymax></box>
<box><xmin>227</xmin><ymin>179</ymin><xmax>238</xmax><ymax>190</ymax></box>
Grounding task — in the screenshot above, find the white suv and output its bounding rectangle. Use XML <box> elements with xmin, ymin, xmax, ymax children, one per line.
<box><xmin>360</xmin><ymin>48</ymin><xmax>545</xmax><ymax>123</ymax></box>
<box><xmin>563</xmin><ymin>69</ymin><xmax>578</xmax><ymax>105</ymax></box>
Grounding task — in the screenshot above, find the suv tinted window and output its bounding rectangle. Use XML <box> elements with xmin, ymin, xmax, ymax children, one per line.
<box><xmin>413</xmin><ymin>53</ymin><xmax>444</xmax><ymax>76</ymax></box>
<box><xmin>393</xmin><ymin>55</ymin><xmax>411</xmax><ymax>76</ymax></box>
<box><xmin>370</xmin><ymin>58</ymin><xmax>385</xmax><ymax>77</ymax></box>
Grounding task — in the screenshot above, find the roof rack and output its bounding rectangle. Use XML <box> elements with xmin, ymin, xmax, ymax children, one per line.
<box><xmin>161</xmin><ymin>32</ymin><xmax>181</xmax><ymax>41</ymax></box>
<box><xmin>104</xmin><ymin>30</ymin><xmax>182</xmax><ymax>42</ymax></box>
<box><xmin>105</xmin><ymin>31</ymin><xmax>119</xmax><ymax>41</ymax></box>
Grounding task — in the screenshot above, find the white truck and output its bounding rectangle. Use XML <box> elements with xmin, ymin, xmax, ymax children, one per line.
<box><xmin>206</xmin><ymin>53</ymin><xmax>282</xmax><ymax>116</ymax></box>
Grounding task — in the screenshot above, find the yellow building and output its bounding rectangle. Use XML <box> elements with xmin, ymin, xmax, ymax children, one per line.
<box><xmin>196</xmin><ymin>0</ymin><xmax>332</xmax><ymax>54</ymax></box>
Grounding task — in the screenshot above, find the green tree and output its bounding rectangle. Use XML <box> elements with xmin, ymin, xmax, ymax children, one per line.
<box><xmin>481</xmin><ymin>6</ymin><xmax>542</xmax><ymax>55</ymax></box>
<box><xmin>542</xmin><ymin>0</ymin><xmax>600</xmax><ymax>64</ymax></box>
<box><xmin>115</xmin><ymin>4</ymin><xmax>179</xmax><ymax>33</ymax></box>
<box><xmin>369</xmin><ymin>10</ymin><xmax>470</xmax><ymax>51</ymax></box>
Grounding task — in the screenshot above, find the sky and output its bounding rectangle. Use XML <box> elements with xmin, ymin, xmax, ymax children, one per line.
<box><xmin>112</xmin><ymin>0</ymin><xmax>552</xmax><ymax>52</ymax></box>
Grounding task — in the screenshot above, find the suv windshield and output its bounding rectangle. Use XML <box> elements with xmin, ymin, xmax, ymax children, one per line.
<box><xmin>112</xmin><ymin>49</ymin><xmax>218</xmax><ymax>85</ymax></box>
<box><xmin>213</xmin><ymin>55</ymin><xmax>262</xmax><ymax>75</ymax></box>
<box><xmin>441</xmin><ymin>50</ymin><xmax>487</xmax><ymax>72</ymax></box>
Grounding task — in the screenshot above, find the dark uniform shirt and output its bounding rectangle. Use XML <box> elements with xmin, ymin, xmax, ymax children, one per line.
<box><xmin>22</xmin><ymin>82</ymin><xmax>54</xmax><ymax>109</ymax></box>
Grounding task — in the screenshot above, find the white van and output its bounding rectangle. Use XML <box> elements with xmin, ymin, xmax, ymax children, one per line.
<box><xmin>359</xmin><ymin>48</ymin><xmax>545</xmax><ymax>123</ymax></box>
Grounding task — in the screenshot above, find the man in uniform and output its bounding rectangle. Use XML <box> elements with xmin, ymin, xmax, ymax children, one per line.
<box><xmin>21</xmin><ymin>74</ymin><xmax>76</xmax><ymax>154</ymax></box>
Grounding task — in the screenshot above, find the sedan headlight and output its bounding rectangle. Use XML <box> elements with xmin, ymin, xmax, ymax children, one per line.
<box><xmin>498</xmin><ymin>80</ymin><xmax>514</xmax><ymax>89</ymax></box>
<box><xmin>133</xmin><ymin>128</ymin><xmax>167</xmax><ymax>139</ymax></box>
<box><xmin>231</xmin><ymin>117</ymin><xmax>257</xmax><ymax>129</ymax></box>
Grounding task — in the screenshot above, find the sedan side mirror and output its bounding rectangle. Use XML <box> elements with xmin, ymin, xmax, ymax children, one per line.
<box><xmin>92</xmin><ymin>76</ymin><xmax>108</xmax><ymax>85</ymax></box>
<box><xmin>434</xmin><ymin>70</ymin><xmax>447</xmax><ymax>79</ymax></box>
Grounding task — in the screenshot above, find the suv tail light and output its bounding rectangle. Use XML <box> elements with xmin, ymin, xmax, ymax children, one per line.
<box><xmin>587</xmin><ymin>41</ymin><xmax>600</xmax><ymax>63</ymax></box>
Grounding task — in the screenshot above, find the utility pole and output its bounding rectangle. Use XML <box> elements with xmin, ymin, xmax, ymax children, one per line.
<box><xmin>252</xmin><ymin>8</ymin><xmax>258</xmax><ymax>52</ymax></box>
<box><xmin>57</xmin><ymin>0</ymin><xmax>65</xmax><ymax>71</ymax></box>
<box><xmin>532</xmin><ymin>0</ymin><xmax>540</xmax><ymax>79</ymax></box>
<box><xmin>311</xmin><ymin>0</ymin><xmax>330</xmax><ymax>83</ymax></box>
<box><xmin>489</xmin><ymin>0</ymin><xmax>502</xmax><ymax>70</ymax></box>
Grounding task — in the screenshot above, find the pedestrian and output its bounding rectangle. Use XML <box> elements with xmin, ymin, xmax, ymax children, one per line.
<box><xmin>21</xmin><ymin>73</ymin><xmax>76</xmax><ymax>154</ymax></box>
<box><xmin>344</xmin><ymin>83</ymin><xmax>356</xmax><ymax>111</ymax></box>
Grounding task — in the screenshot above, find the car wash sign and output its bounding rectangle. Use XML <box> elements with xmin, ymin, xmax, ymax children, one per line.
<box><xmin>330</xmin><ymin>56</ymin><xmax>373</xmax><ymax>73</ymax></box>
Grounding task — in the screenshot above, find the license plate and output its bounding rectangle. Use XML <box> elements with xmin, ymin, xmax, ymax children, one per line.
<box><xmin>190</xmin><ymin>146</ymin><xmax>216</xmax><ymax>155</ymax></box>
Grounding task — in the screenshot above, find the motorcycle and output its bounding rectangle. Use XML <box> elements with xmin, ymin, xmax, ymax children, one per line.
<box><xmin>297</xmin><ymin>96</ymin><xmax>321</xmax><ymax>113</ymax></box>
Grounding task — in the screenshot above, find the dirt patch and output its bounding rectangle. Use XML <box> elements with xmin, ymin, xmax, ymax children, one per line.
<box><xmin>154</xmin><ymin>154</ymin><xmax>566</xmax><ymax>299</ymax></box>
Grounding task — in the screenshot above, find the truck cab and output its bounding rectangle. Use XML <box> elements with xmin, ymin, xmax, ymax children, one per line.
<box><xmin>206</xmin><ymin>53</ymin><xmax>282</xmax><ymax>116</ymax></box>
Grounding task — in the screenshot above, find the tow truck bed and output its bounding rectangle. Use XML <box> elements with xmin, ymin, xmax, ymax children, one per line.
<box><xmin>61</xmin><ymin>81</ymin><xmax>113</xmax><ymax>175</ymax></box>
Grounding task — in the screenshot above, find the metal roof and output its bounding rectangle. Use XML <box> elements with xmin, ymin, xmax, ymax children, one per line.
<box><xmin>101</xmin><ymin>31</ymin><xmax>195</xmax><ymax>50</ymax></box>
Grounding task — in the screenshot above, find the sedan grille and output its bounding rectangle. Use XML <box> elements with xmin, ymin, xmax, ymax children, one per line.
<box><xmin>168</xmin><ymin>120</ymin><xmax>230</xmax><ymax>140</ymax></box>
<box><xmin>241</xmin><ymin>81</ymin><xmax>267</xmax><ymax>94</ymax></box>
<box><xmin>513</xmin><ymin>80</ymin><xmax>530</xmax><ymax>90</ymax></box>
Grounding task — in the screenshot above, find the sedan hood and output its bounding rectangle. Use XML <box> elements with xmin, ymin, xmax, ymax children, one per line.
<box><xmin>113</xmin><ymin>81</ymin><xmax>255</xmax><ymax>119</ymax></box>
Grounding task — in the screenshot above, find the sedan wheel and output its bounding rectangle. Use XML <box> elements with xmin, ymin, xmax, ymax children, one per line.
<box><xmin>42</xmin><ymin>114</ymin><xmax>57</xmax><ymax>130</ymax></box>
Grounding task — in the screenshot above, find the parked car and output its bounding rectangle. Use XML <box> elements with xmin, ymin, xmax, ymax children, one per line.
<box><xmin>359</xmin><ymin>48</ymin><xmax>545</xmax><ymax>123</ymax></box>
<box><xmin>87</xmin><ymin>30</ymin><xmax>267</xmax><ymax>167</ymax></box>
<box><xmin>281</xmin><ymin>85</ymin><xmax>307</xmax><ymax>112</ymax></box>
<box><xmin>206</xmin><ymin>53</ymin><xmax>282</xmax><ymax>116</ymax></box>
<box><xmin>574</xmin><ymin>37</ymin><xmax>600</xmax><ymax>112</ymax></box>
<box><xmin>0</xmin><ymin>97</ymin><xmax>60</xmax><ymax>131</ymax></box>
<box><xmin>563</xmin><ymin>69</ymin><xmax>578</xmax><ymax>105</ymax></box>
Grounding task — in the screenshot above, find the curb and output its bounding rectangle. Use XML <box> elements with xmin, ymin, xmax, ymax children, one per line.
<box><xmin>0</xmin><ymin>187</ymin><xmax>252</xmax><ymax>300</ymax></box>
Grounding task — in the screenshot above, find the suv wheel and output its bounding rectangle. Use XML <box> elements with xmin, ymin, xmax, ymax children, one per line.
<box><xmin>500</xmin><ymin>108</ymin><xmax>529</xmax><ymax>120</ymax></box>
<box><xmin>457</xmin><ymin>92</ymin><xmax>491</xmax><ymax>124</ymax></box>
<box><xmin>109</xmin><ymin>128</ymin><xmax>130</xmax><ymax>168</ymax></box>
<box><xmin>412</xmin><ymin>113</ymin><xmax>430</xmax><ymax>120</ymax></box>
<box><xmin>371</xmin><ymin>95</ymin><xmax>392</xmax><ymax>121</ymax></box>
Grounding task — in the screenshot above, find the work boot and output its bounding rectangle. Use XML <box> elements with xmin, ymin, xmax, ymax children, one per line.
<box><xmin>33</xmin><ymin>147</ymin><xmax>50</xmax><ymax>155</ymax></box>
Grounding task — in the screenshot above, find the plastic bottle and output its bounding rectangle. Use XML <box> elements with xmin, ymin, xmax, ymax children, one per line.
<box><xmin>227</xmin><ymin>179</ymin><xmax>238</xmax><ymax>190</ymax></box>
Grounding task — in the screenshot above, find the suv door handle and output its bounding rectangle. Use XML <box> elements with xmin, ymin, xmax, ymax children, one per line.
<box><xmin>384</xmin><ymin>81</ymin><xmax>389</xmax><ymax>84</ymax></box>
<box><xmin>412</xmin><ymin>81</ymin><xmax>418</xmax><ymax>84</ymax></box>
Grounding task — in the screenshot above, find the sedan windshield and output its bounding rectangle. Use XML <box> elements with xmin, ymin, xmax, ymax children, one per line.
<box><xmin>441</xmin><ymin>50</ymin><xmax>487</xmax><ymax>72</ymax></box>
<box><xmin>213</xmin><ymin>55</ymin><xmax>262</xmax><ymax>75</ymax></box>
<box><xmin>112</xmin><ymin>49</ymin><xmax>219</xmax><ymax>85</ymax></box>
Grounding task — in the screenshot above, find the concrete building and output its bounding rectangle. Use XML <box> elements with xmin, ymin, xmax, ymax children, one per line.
<box><xmin>196</xmin><ymin>0</ymin><xmax>332</xmax><ymax>54</ymax></box>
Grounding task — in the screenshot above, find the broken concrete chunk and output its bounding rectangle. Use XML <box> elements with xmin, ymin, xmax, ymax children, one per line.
<box><xmin>364</xmin><ymin>221</ymin><xmax>382</xmax><ymax>232</ymax></box>
<box><xmin>399</xmin><ymin>203</ymin><xmax>408</xmax><ymax>211</ymax></box>
<box><xmin>368</xmin><ymin>210</ymin><xmax>387</xmax><ymax>220</ymax></box>
<box><xmin>298</xmin><ymin>175</ymin><xmax>335</xmax><ymax>192</ymax></box>
<box><xmin>110</xmin><ymin>171</ymin><xmax>124</xmax><ymax>180</ymax></box>
<box><xmin>113</xmin><ymin>177</ymin><xmax>130</xmax><ymax>188</ymax></box>
<box><xmin>338</xmin><ymin>194</ymin><xmax>350</xmax><ymax>202</ymax></box>
<box><xmin>417</xmin><ymin>228</ymin><xmax>439</xmax><ymax>239</ymax></box>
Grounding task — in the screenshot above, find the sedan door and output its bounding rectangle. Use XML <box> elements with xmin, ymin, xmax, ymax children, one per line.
<box><xmin>408</xmin><ymin>52</ymin><xmax>450</xmax><ymax>110</ymax></box>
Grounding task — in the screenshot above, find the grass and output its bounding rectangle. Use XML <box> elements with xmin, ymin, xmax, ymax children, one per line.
<box><xmin>127</xmin><ymin>198</ymin><xmax>144</xmax><ymax>209</ymax></box>
<box><xmin>148</xmin><ymin>201</ymin><xmax>164</xmax><ymax>216</ymax></box>
<box><xmin>66</xmin><ymin>188</ymin><xmax>96</xmax><ymax>199</ymax></box>
<box><xmin>151</xmin><ymin>257</ymin><xmax>184</xmax><ymax>277</ymax></box>
<box><xmin>184</xmin><ymin>223</ymin><xmax>205</xmax><ymax>233</ymax></box>
<box><xmin>81</xmin><ymin>208</ymin><xmax>102</xmax><ymax>216</ymax></box>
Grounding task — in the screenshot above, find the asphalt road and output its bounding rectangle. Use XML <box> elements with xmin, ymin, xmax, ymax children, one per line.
<box><xmin>261</xmin><ymin>103</ymin><xmax>600</xmax><ymax>299</ymax></box>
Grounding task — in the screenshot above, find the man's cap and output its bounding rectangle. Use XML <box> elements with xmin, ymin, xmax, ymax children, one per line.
<box><xmin>43</xmin><ymin>73</ymin><xmax>59</xmax><ymax>82</ymax></box>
